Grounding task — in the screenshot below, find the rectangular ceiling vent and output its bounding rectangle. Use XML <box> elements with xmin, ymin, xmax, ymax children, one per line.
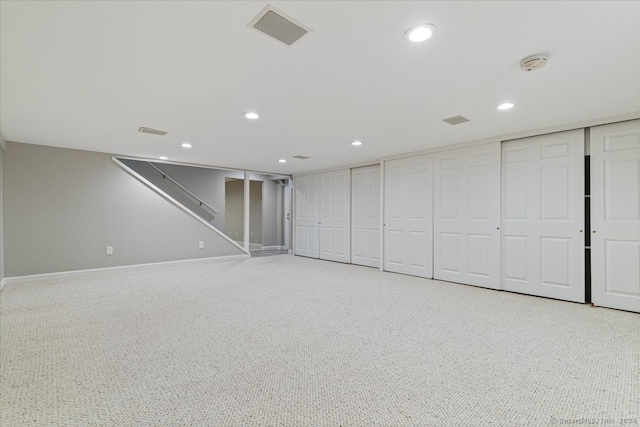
<box><xmin>138</xmin><ymin>127</ymin><xmax>167</xmax><ymax>136</ymax></box>
<box><xmin>292</xmin><ymin>155</ymin><xmax>311</xmax><ymax>159</ymax></box>
<box><xmin>248</xmin><ymin>5</ymin><xmax>311</xmax><ymax>46</ymax></box>
<box><xmin>442</xmin><ymin>115</ymin><xmax>470</xmax><ymax>126</ymax></box>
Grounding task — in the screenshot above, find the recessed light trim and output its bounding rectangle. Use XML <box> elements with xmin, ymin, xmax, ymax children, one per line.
<box><xmin>244</xmin><ymin>112</ymin><xmax>260</xmax><ymax>119</ymax></box>
<box><xmin>351</xmin><ymin>140</ymin><xmax>363</xmax><ymax>146</ymax></box>
<box><xmin>181</xmin><ymin>142</ymin><xmax>193</xmax><ymax>148</ymax></box>
<box><xmin>159</xmin><ymin>156</ymin><xmax>168</xmax><ymax>160</ymax></box>
<box><xmin>497</xmin><ymin>102</ymin><xmax>516</xmax><ymax>110</ymax></box>
<box><xmin>405</xmin><ymin>24</ymin><xmax>437</xmax><ymax>42</ymax></box>
<box><xmin>279</xmin><ymin>159</ymin><xmax>287</xmax><ymax>163</ymax></box>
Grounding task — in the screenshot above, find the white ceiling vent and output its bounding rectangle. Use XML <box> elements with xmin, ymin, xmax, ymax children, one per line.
<box><xmin>138</xmin><ymin>127</ymin><xmax>167</xmax><ymax>136</ymax></box>
<box><xmin>248</xmin><ymin>5</ymin><xmax>311</xmax><ymax>46</ymax></box>
<box><xmin>292</xmin><ymin>155</ymin><xmax>311</xmax><ymax>159</ymax></box>
<box><xmin>442</xmin><ymin>115</ymin><xmax>470</xmax><ymax>125</ymax></box>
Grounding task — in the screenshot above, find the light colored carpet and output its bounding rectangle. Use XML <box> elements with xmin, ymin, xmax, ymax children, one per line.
<box><xmin>251</xmin><ymin>250</ymin><xmax>289</xmax><ymax>258</ymax></box>
<box><xmin>1</xmin><ymin>255</ymin><xmax>638</xmax><ymax>427</ymax></box>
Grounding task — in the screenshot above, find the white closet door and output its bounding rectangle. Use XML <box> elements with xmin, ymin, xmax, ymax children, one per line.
<box><xmin>351</xmin><ymin>165</ymin><xmax>381</xmax><ymax>268</ymax></box>
<box><xmin>434</xmin><ymin>143</ymin><xmax>501</xmax><ymax>289</ymax></box>
<box><xmin>384</xmin><ymin>154</ymin><xmax>433</xmax><ymax>278</ymax></box>
<box><xmin>319</xmin><ymin>169</ymin><xmax>351</xmax><ymax>263</ymax></box>
<box><xmin>501</xmin><ymin>129</ymin><xmax>585</xmax><ymax>302</ymax></box>
<box><xmin>294</xmin><ymin>174</ymin><xmax>320</xmax><ymax>258</ymax></box>
<box><xmin>591</xmin><ymin>120</ymin><xmax>640</xmax><ymax>313</ymax></box>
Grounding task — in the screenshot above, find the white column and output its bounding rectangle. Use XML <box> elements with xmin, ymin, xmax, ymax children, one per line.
<box><xmin>244</xmin><ymin>172</ymin><xmax>250</xmax><ymax>252</ymax></box>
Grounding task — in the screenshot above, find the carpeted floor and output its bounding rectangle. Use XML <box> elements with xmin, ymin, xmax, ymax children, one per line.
<box><xmin>1</xmin><ymin>255</ymin><xmax>638</xmax><ymax>426</ymax></box>
<box><xmin>251</xmin><ymin>250</ymin><xmax>289</xmax><ymax>258</ymax></box>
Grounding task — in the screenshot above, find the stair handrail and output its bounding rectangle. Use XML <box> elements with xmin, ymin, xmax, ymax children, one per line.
<box><xmin>146</xmin><ymin>162</ymin><xmax>219</xmax><ymax>216</ymax></box>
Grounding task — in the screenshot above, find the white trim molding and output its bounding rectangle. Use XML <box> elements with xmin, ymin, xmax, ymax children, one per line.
<box><xmin>0</xmin><ymin>254</ymin><xmax>251</xmax><ymax>287</ymax></box>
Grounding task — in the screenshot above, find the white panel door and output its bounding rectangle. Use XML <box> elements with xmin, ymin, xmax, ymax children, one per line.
<box><xmin>434</xmin><ymin>143</ymin><xmax>501</xmax><ymax>289</ymax></box>
<box><xmin>591</xmin><ymin>119</ymin><xmax>640</xmax><ymax>313</ymax></box>
<box><xmin>320</xmin><ymin>169</ymin><xmax>351</xmax><ymax>263</ymax></box>
<box><xmin>351</xmin><ymin>165</ymin><xmax>381</xmax><ymax>268</ymax></box>
<box><xmin>501</xmin><ymin>130</ymin><xmax>585</xmax><ymax>302</ymax></box>
<box><xmin>294</xmin><ymin>174</ymin><xmax>320</xmax><ymax>258</ymax></box>
<box><xmin>384</xmin><ymin>154</ymin><xmax>433</xmax><ymax>278</ymax></box>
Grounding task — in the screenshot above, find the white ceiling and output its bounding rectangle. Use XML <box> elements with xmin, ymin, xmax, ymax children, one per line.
<box><xmin>1</xmin><ymin>1</ymin><xmax>639</xmax><ymax>175</ymax></box>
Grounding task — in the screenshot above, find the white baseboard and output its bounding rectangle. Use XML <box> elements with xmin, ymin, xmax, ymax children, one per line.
<box><xmin>0</xmin><ymin>254</ymin><xmax>250</xmax><ymax>287</ymax></box>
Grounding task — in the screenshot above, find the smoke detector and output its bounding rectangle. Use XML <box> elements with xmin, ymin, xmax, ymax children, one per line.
<box><xmin>520</xmin><ymin>53</ymin><xmax>548</xmax><ymax>72</ymax></box>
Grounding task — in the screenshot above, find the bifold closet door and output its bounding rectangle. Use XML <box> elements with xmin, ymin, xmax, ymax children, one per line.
<box><xmin>384</xmin><ymin>154</ymin><xmax>433</xmax><ymax>278</ymax></box>
<box><xmin>294</xmin><ymin>174</ymin><xmax>320</xmax><ymax>258</ymax></box>
<box><xmin>319</xmin><ymin>169</ymin><xmax>351</xmax><ymax>263</ymax></box>
<box><xmin>501</xmin><ymin>129</ymin><xmax>585</xmax><ymax>302</ymax></box>
<box><xmin>351</xmin><ymin>165</ymin><xmax>381</xmax><ymax>268</ymax></box>
<box><xmin>591</xmin><ymin>120</ymin><xmax>640</xmax><ymax>313</ymax></box>
<box><xmin>434</xmin><ymin>143</ymin><xmax>501</xmax><ymax>289</ymax></box>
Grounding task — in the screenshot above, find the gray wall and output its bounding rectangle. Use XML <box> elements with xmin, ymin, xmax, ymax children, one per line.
<box><xmin>3</xmin><ymin>142</ymin><xmax>244</xmax><ymax>277</ymax></box>
<box><xmin>224</xmin><ymin>180</ymin><xmax>262</xmax><ymax>244</ymax></box>
<box><xmin>119</xmin><ymin>161</ymin><xmax>283</xmax><ymax>247</ymax></box>
<box><xmin>0</xmin><ymin>135</ymin><xmax>5</xmax><ymax>282</ymax></box>
<box><xmin>154</xmin><ymin>163</ymin><xmax>228</xmax><ymax>230</ymax></box>
<box><xmin>225</xmin><ymin>180</ymin><xmax>244</xmax><ymax>241</ymax></box>
<box><xmin>250</xmin><ymin>181</ymin><xmax>263</xmax><ymax>244</ymax></box>
<box><xmin>118</xmin><ymin>159</ymin><xmax>218</xmax><ymax>228</ymax></box>
<box><xmin>257</xmin><ymin>175</ymin><xmax>278</xmax><ymax>247</ymax></box>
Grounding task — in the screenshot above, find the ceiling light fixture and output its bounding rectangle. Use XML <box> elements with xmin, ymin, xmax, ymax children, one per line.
<box><xmin>181</xmin><ymin>142</ymin><xmax>193</xmax><ymax>148</ymax></box>
<box><xmin>159</xmin><ymin>156</ymin><xmax>168</xmax><ymax>160</ymax></box>
<box><xmin>497</xmin><ymin>102</ymin><xmax>516</xmax><ymax>110</ymax></box>
<box><xmin>279</xmin><ymin>159</ymin><xmax>287</xmax><ymax>163</ymax></box>
<box><xmin>404</xmin><ymin>23</ymin><xmax>437</xmax><ymax>42</ymax></box>
<box><xmin>351</xmin><ymin>140</ymin><xmax>363</xmax><ymax>146</ymax></box>
<box><xmin>244</xmin><ymin>112</ymin><xmax>260</xmax><ymax>119</ymax></box>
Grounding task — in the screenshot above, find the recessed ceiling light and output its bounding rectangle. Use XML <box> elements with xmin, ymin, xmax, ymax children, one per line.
<box><xmin>497</xmin><ymin>102</ymin><xmax>516</xmax><ymax>110</ymax></box>
<box><xmin>279</xmin><ymin>159</ymin><xmax>287</xmax><ymax>163</ymax></box>
<box><xmin>351</xmin><ymin>140</ymin><xmax>363</xmax><ymax>146</ymax></box>
<box><xmin>404</xmin><ymin>24</ymin><xmax>437</xmax><ymax>42</ymax></box>
<box><xmin>181</xmin><ymin>142</ymin><xmax>192</xmax><ymax>148</ymax></box>
<box><xmin>159</xmin><ymin>156</ymin><xmax>168</xmax><ymax>160</ymax></box>
<box><xmin>244</xmin><ymin>112</ymin><xmax>260</xmax><ymax>119</ymax></box>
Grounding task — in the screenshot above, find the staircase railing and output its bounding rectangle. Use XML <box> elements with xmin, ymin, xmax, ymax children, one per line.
<box><xmin>146</xmin><ymin>162</ymin><xmax>219</xmax><ymax>217</ymax></box>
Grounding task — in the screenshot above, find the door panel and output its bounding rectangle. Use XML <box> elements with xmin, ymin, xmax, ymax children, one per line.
<box><xmin>294</xmin><ymin>174</ymin><xmax>320</xmax><ymax>258</ymax></box>
<box><xmin>501</xmin><ymin>130</ymin><xmax>584</xmax><ymax>302</ymax></box>
<box><xmin>591</xmin><ymin>119</ymin><xmax>640</xmax><ymax>312</ymax></box>
<box><xmin>319</xmin><ymin>169</ymin><xmax>351</xmax><ymax>263</ymax></box>
<box><xmin>434</xmin><ymin>143</ymin><xmax>500</xmax><ymax>289</ymax></box>
<box><xmin>351</xmin><ymin>165</ymin><xmax>381</xmax><ymax>268</ymax></box>
<box><xmin>384</xmin><ymin>155</ymin><xmax>433</xmax><ymax>278</ymax></box>
<box><xmin>468</xmin><ymin>234</ymin><xmax>490</xmax><ymax>277</ymax></box>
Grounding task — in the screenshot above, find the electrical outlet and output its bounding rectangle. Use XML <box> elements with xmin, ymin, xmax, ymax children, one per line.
<box><xmin>106</xmin><ymin>246</ymin><xmax>113</xmax><ymax>255</ymax></box>
<box><xmin>199</xmin><ymin>241</ymin><xmax>204</xmax><ymax>249</ymax></box>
